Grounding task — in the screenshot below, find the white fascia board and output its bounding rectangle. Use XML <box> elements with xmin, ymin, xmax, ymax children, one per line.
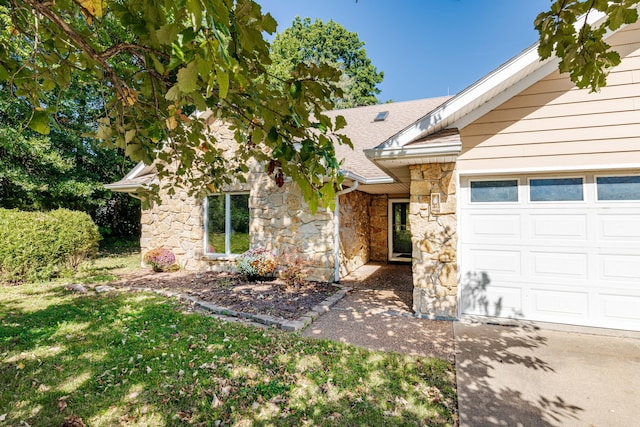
<box><xmin>364</xmin><ymin>142</ymin><xmax>462</xmax><ymax>182</ymax></box>
<box><xmin>459</xmin><ymin>163</ymin><xmax>640</xmax><ymax>176</ymax></box>
<box><xmin>375</xmin><ymin>8</ymin><xmax>619</xmax><ymax>151</ymax></box>
<box><xmin>376</xmin><ymin>44</ymin><xmax>550</xmax><ymax>150</ymax></box>
<box><xmin>339</xmin><ymin>169</ymin><xmax>395</xmax><ymax>184</ymax></box>
<box><xmin>365</xmin><ymin>141</ymin><xmax>462</xmax><ymax>162</ymax></box>
<box><xmin>123</xmin><ymin>161</ymin><xmax>147</xmax><ymax>180</ymax></box>
<box><xmin>104</xmin><ymin>182</ymin><xmax>144</xmax><ymax>192</ymax></box>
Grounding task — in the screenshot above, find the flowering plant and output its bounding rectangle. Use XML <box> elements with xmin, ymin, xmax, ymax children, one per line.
<box><xmin>143</xmin><ymin>248</ymin><xmax>176</xmax><ymax>272</ymax></box>
<box><xmin>236</xmin><ymin>248</ymin><xmax>277</xmax><ymax>279</ymax></box>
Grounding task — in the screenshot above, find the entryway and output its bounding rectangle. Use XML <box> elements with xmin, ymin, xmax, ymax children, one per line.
<box><xmin>388</xmin><ymin>199</ymin><xmax>412</xmax><ymax>262</ymax></box>
<box><xmin>303</xmin><ymin>263</ymin><xmax>454</xmax><ymax>360</ymax></box>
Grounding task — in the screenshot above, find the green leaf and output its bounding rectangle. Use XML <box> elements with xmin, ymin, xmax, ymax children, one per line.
<box><xmin>29</xmin><ymin>110</ymin><xmax>50</xmax><ymax>135</ymax></box>
<box><xmin>177</xmin><ymin>61</ymin><xmax>199</xmax><ymax>93</ymax></box>
<box><xmin>334</xmin><ymin>115</ymin><xmax>347</xmax><ymax>131</ymax></box>
<box><xmin>156</xmin><ymin>23</ymin><xmax>178</xmax><ymax>45</ymax></box>
<box><xmin>217</xmin><ymin>68</ymin><xmax>229</xmax><ymax>99</ymax></box>
<box><xmin>289</xmin><ymin>81</ymin><xmax>302</xmax><ymax>99</ymax></box>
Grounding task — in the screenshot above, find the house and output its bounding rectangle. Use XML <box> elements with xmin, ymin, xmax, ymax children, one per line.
<box><xmin>108</xmin><ymin>15</ymin><xmax>640</xmax><ymax>332</ymax></box>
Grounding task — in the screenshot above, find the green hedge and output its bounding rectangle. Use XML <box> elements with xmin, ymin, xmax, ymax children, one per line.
<box><xmin>0</xmin><ymin>208</ymin><xmax>100</xmax><ymax>283</ymax></box>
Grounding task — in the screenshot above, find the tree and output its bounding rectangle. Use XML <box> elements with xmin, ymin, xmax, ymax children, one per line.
<box><xmin>0</xmin><ymin>1</ymin><xmax>351</xmax><ymax>213</ymax></box>
<box><xmin>269</xmin><ymin>17</ymin><xmax>384</xmax><ymax>108</ymax></box>
<box><xmin>536</xmin><ymin>0</ymin><xmax>640</xmax><ymax>92</ymax></box>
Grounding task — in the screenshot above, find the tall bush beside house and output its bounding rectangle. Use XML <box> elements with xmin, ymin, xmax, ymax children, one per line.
<box><xmin>0</xmin><ymin>208</ymin><xmax>100</xmax><ymax>283</ymax></box>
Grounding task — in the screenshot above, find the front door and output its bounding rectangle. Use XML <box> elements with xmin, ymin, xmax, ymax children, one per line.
<box><xmin>388</xmin><ymin>199</ymin><xmax>412</xmax><ymax>262</ymax></box>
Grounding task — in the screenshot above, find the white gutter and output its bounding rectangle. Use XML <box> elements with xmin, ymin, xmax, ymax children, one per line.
<box><xmin>364</xmin><ymin>140</ymin><xmax>462</xmax><ymax>161</ymax></box>
<box><xmin>333</xmin><ymin>180</ymin><xmax>359</xmax><ymax>283</ymax></box>
<box><xmin>339</xmin><ymin>170</ymin><xmax>395</xmax><ymax>185</ymax></box>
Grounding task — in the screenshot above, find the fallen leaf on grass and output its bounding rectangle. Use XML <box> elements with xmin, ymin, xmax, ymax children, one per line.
<box><xmin>0</xmin><ymin>414</ymin><xmax>6</xmax><ymax>421</ymax></box>
<box><xmin>57</xmin><ymin>399</ymin><xmax>67</xmax><ymax>412</ymax></box>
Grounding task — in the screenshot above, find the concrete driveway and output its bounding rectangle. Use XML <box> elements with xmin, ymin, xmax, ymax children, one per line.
<box><xmin>455</xmin><ymin>321</ymin><xmax>640</xmax><ymax>427</ymax></box>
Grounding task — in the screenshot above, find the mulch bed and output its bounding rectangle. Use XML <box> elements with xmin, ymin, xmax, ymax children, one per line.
<box><xmin>113</xmin><ymin>270</ymin><xmax>340</xmax><ymax>321</ymax></box>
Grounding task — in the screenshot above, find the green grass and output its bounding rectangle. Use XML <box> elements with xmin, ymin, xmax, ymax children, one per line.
<box><xmin>58</xmin><ymin>251</ymin><xmax>142</xmax><ymax>284</ymax></box>
<box><xmin>208</xmin><ymin>232</ymin><xmax>250</xmax><ymax>254</ymax></box>
<box><xmin>0</xmin><ymin>282</ymin><xmax>457</xmax><ymax>426</ymax></box>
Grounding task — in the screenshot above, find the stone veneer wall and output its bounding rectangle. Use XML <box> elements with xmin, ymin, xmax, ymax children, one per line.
<box><xmin>139</xmin><ymin>122</ymin><xmax>337</xmax><ymax>282</ymax></box>
<box><xmin>248</xmin><ymin>173</ymin><xmax>335</xmax><ymax>282</ymax></box>
<box><xmin>140</xmin><ymin>187</ymin><xmax>205</xmax><ymax>271</ymax></box>
<box><xmin>409</xmin><ymin>163</ymin><xmax>458</xmax><ymax>319</ymax></box>
<box><xmin>369</xmin><ymin>194</ymin><xmax>389</xmax><ymax>262</ymax></box>
<box><xmin>338</xmin><ymin>190</ymin><xmax>371</xmax><ymax>277</ymax></box>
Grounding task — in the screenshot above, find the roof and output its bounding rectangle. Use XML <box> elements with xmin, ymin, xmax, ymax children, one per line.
<box><xmin>369</xmin><ymin>7</ymin><xmax>627</xmax><ymax>152</ymax></box>
<box><xmin>105</xmin><ymin>97</ymin><xmax>452</xmax><ymax>193</ymax></box>
<box><xmin>363</xmin><ymin>7</ymin><xmax>640</xmax><ymax>181</ymax></box>
<box><xmin>104</xmin><ymin>162</ymin><xmax>156</xmax><ymax>192</ymax></box>
<box><xmin>325</xmin><ymin>96</ymin><xmax>451</xmax><ymax>181</ymax></box>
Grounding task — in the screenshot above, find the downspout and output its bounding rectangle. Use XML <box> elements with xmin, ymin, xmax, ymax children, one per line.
<box><xmin>334</xmin><ymin>181</ymin><xmax>359</xmax><ymax>283</ymax></box>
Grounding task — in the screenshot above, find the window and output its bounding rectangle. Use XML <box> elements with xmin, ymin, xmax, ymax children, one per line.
<box><xmin>529</xmin><ymin>177</ymin><xmax>583</xmax><ymax>202</ymax></box>
<box><xmin>470</xmin><ymin>180</ymin><xmax>518</xmax><ymax>203</ymax></box>
<box><xmin>205</xmin><ymin>194</ymin><xmax>250</xmax><ymax>255</ymax></box>
<box><xmin>597</xmin><ymin>176</ymin><xmax>640</xmax><ymax>200</ymax></box>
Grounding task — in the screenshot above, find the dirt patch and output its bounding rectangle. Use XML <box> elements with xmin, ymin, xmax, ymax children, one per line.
<box><xmin>112</xmin><ymin>270</ymin><xmax>339</xmax><ymax>321</ymax></box>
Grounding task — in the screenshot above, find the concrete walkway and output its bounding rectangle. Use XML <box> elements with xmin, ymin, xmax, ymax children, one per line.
<box><xmin>302</xmin><ymin>263</ymin><xmax>640</xmax><ymax>426</ymax></box>
<box><xmin>302</xmin><ymin>263</ymin><xmax>455</xmax><ymax>361</ymax></box>
<box><xmin>455</xmin><ymin>321</ymin><xmax>640</xmax><ymax>427</ymax></box>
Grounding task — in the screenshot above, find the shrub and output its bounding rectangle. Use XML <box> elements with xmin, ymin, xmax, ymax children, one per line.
<box><xmin>236</xmin><ymin>248</ymin><xmax>276</xmax><ymax>279</ymax></box>
<box><xmin>279</xmin><ymin>252</ymin><xmax>310</xmax><ymax>287</ymax></box>
<box><xmin>143</xmin><ymin>248</ymin><xmax>176</xmax><ymax>272</ymax></box>
<box><xmin>0</xmin><ymin>208</ymin><xmax>101</xmax><ymax>283</ymax></box>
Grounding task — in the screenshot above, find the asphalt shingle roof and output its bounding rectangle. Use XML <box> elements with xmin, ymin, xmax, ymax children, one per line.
<box><xmin>326</xmin><ymin>96</ymin><xmax>451</xmax><ymax>180</ymax></box>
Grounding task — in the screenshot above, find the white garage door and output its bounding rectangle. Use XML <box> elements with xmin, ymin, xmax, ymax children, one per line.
<box><xmin>459</xmin><ymin>173</ymin><xmax>640</xmax><ymax>331</ymax></box>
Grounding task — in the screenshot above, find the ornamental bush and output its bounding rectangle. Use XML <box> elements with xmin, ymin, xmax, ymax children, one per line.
<box><xmin>236</xmin><ymin>248</ymin><xmax>277</xmax><ymax>279</ymax></box>
<box><xmin>0</xmin><ymin>208</ymin><xmax>100</xmax><ymax>283</ymax></box>
<box><xmin>278</xmin><ymin>252</ymin><xmax>310</xmax><ymax>287</ymax></box>
<box><xmin>143</xmin><ymin>248</ymin><xmax>176</xmax><ymax>272</ymax></box>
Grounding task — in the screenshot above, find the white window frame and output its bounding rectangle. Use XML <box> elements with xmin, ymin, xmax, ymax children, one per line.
<box><xmin>594</xmin><ymin>173</ymin><xmax>640</xmax><ymax>203</ymax></box>
<box><xmin>527</xmin><ymin>175</ymin><xmax>586</xmax><ymax>204</ymax></box>
<box><xmin>203</xmin><ymin>192</ymin><xmax>250</xmax><ymax>257</ymax></box>
<box><xmin>468</xmin><ymin>177</ymin><xmax>520</xmax><ymax>204</ymax></box>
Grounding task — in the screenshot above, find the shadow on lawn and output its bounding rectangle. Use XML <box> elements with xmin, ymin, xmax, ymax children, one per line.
<box><xmin>0</xmin><ymin>285</ymin><xmax>457</xmax><ymax>426</ymax></box>
<box><xmin>455</xmin><ymin>323</ymin><xmax>584</xmax><ymax>426</ymax></box>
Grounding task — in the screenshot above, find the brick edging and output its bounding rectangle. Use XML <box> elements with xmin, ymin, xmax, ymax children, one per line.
<box><xmin>124</xmin><ymin>284</ymin><xmax>352</xmax><ymax>332</ymax></box>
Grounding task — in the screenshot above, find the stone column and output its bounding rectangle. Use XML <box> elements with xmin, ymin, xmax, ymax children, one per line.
<box><xmin>369</xmin><ymin>194</ymin><xmax>389</xmax><ymax>261</ymax></box>
<box><xmin>409</xmin><ymin>163</ymin><xmax>457</xmax><ymax>319</ymax></box>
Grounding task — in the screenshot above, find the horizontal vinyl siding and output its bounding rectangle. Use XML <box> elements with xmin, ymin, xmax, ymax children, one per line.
<box><xmin>458</xmin><ymin>22</ymin><xmax>640</xmax><ymax>172</ymax></box>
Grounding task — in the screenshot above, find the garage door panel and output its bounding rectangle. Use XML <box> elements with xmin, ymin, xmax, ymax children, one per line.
<box><xmin>463</xmin><ymin>213</ymin><xmax>520</xmax><ymax>240</ymax></box>
<box><xmin>530</xmin><ymin>251</ymin><xmax>589</xmax><ymax>279</ymax></box>
<box><xmin>530</xmin><ymin>214</ymin><xmax>588</xmax><ymax>240</ymax></box>
<box><xmin>460</xmin><ymin>280</ymin><xmax>523</xmax><ymax>318</ymax></box>
<box><xmin>465</xmin><ymin>248</ymin><xmax>522</xmax><ymax>275</ymax></box>
<box><xmin>599</xmin><ymin>254</ymin><xmax>640</xmax><ymax>281</ymax></box>
<box><xmin>600</xmin><ymin>293</ymin><xmax>640</xmax><ymax>321</ymax></box>
<box><xmin>599</xmin><ymin>215</ymin><xmax>640</xmax><ymax>240</ymax></box>
<box><xmin>530</xmin><ymin>289</ymin><xmax>589</xmax><ymax>319</ymax></box>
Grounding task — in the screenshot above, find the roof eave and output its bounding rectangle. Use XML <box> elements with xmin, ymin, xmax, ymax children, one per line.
<box><xmin>364</xmin><ymin>142</ymin><xmax>462</xmax><ymax>181</ymax></box>
<box><xmin>104</xmin><ymin>183</ymin><xmax>146</xmax><ymax>193</ymax></box>
<box><xmin>373</xmin><ymin>7</ymin><xmax>624</xmax><ymax>150</ymax></box>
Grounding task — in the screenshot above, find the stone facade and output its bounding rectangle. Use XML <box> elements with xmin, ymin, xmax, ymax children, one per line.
<box><xmin>248</xmin><ymin>174</ymin><xmax>335</xmax><ymax>282</ymax></box>
<box><xmin>409</xmin><ymin>163</ymin><xmax>458</xmax><ymax>319</ymax></box>
<box><xmin>139</xmin><ymin>122</ymin><xmax>337</xmax><ymax>282</ymax></box>
<box><xmin>338</xmin><ymin>190</ymin><xmax>371</xmax><ymax>277</ymax></box>
<box><xmin>140</xmin><ymin>187</ymin><xmax>205</xmax><ymax>271</ymax></box>
<box><xmin>369</xmin><ymin>194</ymin><xmax>389</xmax><ymax>262</ymax></box>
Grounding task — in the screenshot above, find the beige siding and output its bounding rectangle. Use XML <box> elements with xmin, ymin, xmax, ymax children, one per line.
<box><xmin>459</xmin><ymin>22</ymin><xmax>640</xmax><ymax>172</ymax></box>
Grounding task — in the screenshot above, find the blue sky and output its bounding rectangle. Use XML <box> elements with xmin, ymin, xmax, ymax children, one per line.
<box><xmin>259</xmin><ymin>0</ymin><xmax>551</xmax><ymax>103</ymax></box>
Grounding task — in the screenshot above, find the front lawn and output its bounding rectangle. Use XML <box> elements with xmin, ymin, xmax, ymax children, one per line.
<box><xmin>0</xmin><ymin>281</ymin><xmax>457</xmax><ymax>426</ymax></box>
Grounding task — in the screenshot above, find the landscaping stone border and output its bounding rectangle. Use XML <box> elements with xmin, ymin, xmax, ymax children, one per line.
<box><xmin>118</xmin><ymin>284</ymin><xmax>352</xmax><ymax>332</ymax></box>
